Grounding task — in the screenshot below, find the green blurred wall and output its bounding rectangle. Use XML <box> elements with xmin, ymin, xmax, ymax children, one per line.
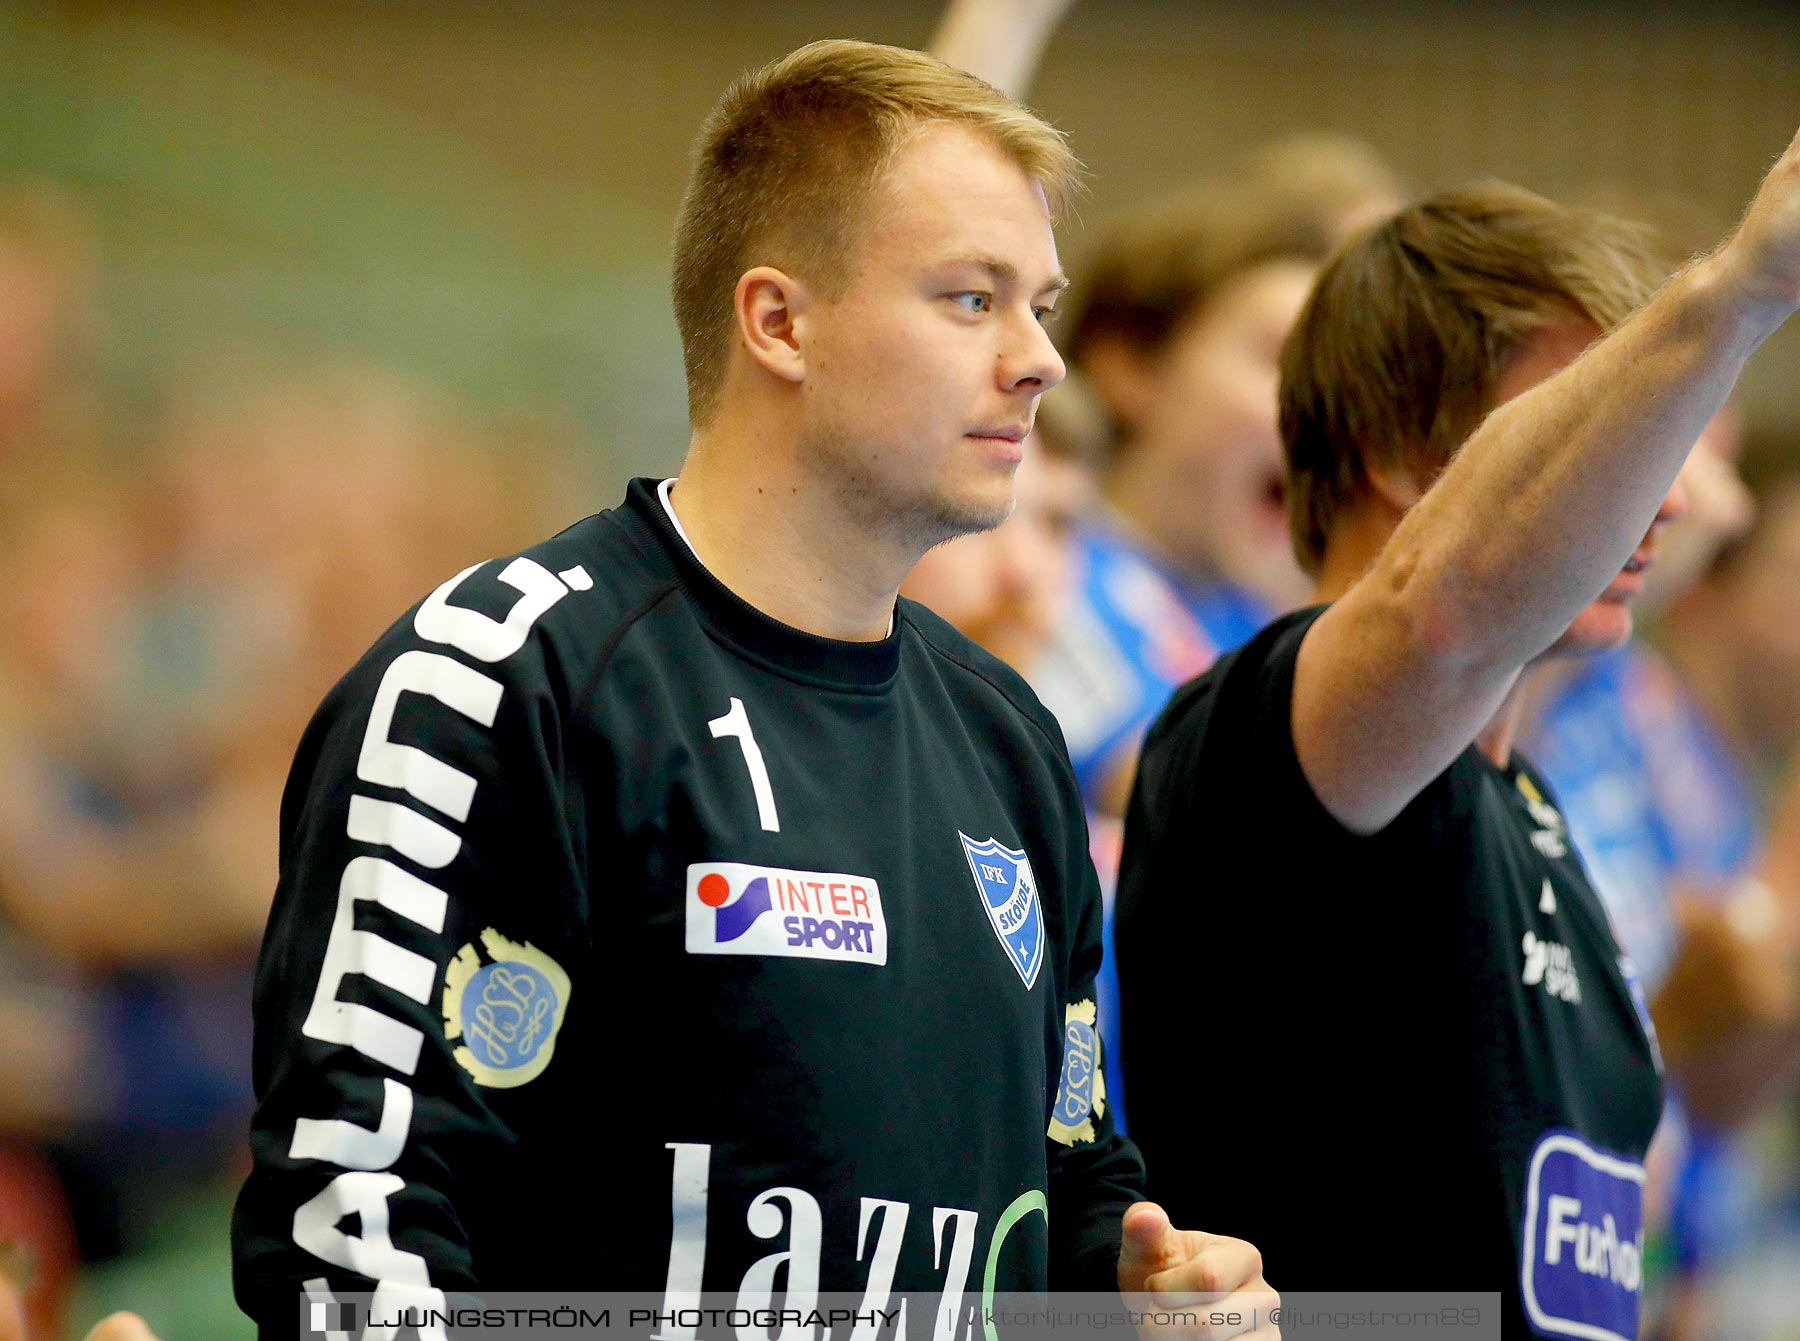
<box><xmin>5</xmin><ymin>0</ymin><xmax>1799</xmax><ymax>491</ymax></box>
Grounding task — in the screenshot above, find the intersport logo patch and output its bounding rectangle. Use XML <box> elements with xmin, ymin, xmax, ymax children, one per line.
<box><xmin>684</xmin><ymin>862</ymin><xmax>888</xmax><ymax>966</ymax></box>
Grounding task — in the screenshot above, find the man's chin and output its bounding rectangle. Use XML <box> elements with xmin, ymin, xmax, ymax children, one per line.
<box><xmin>911</xmin><ymin>492</ymin><xmax>1016</xmax><ymax>550</ymax></box>
<box><xmin>1539</xmin><ymin>600</ymin><xmax>1635</xmax><ymax>662</ymax></box>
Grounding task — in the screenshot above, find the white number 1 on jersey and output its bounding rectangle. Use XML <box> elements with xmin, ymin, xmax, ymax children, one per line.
<box><xmin>708</xmin><ymin>697</ymin><xmax>781</xmax><ymax>833</ymax></box>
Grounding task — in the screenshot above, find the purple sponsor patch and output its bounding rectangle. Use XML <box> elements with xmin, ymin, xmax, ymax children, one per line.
<box><xmin>1521</xmin><ymin>1131</ymin><xmax>1646</xmax><ymax>1341</ymax></box>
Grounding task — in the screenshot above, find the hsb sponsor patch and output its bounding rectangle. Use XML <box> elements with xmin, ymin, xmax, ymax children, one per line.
<box><xmin>443</xmin><ymin>928</ymin><xmax>571</xmax><ymax>1088</ymax></box>
<box><xmin>684</xmin><ymin>862</ymin><xmax>888</xmax><ymax>965</ymax></box>
<box><xmin>1521</xmin><ymin>1130</ymin><xmax>1647</xmax><ymax>1341</ymax></box>
<box><xmin>1047</xmin><ymin>999</ymin><xmax>1106</xmax><ymax>1146</ymax></box>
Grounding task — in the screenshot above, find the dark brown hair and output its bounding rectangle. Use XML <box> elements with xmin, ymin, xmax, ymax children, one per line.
<box><xmin>1280</xmin><ymin>180</ymin><xmax>1665</xmax><ymax>573</ymax></box>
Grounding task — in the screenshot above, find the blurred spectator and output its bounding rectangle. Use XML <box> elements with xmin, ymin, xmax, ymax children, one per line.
<box><xmin>1233</xmin><ymin>131</ymin><xmax>1405</xmax><ymax>243</ymax></box>
<box><xmin>2</xmin><ymin>362</ymin><xmax>570</xmax><ymax>966</ymax></box>
<box><xmin>1656</xmin><ymin>464</ymin><xmax>1800</xmax><ymax>1098</ymax></box>
<box><xmin>1033</xmin><ymin>182</ymin><xmax>1337</xmax><ymax>818</ymax></box>
<box><xmin>1663</xmin><ymin>468</ymin><xmax>1800</xmax><ymax>805</ymax></box>
<box><xmin>0</xmin><ymin>184</ymin><xmax>104</xmax><ymax>460</ymax></box>
<box><xmin>0</xmin><ymin>239</ymin><xmax>576</xmax><ymax>1327</ymax></box>
<box><xmin>0</xmin><ymin>182</ymin><xmax>120</xmax><ymax>1338</ymax></box>
<box><xmin>1663</xmin><ymin>467</ymin><xmax>1800</xmax><ymax>1338</ymax></box>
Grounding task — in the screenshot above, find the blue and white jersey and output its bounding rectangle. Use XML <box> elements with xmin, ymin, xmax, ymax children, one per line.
<box><xmin>1179</xmin><ymin>578</ymin><xmax>1275</xmax><ymax>662</ymax></box>
<box><xmin>1525</xmin><ymin>643</ymin><xmax>1759</xmax><ymax>993</ymax></box>
<box><xmin>1031</xmin><ymin>517</ymin><xmax>1221</xmax><ymax>813</ymax></box>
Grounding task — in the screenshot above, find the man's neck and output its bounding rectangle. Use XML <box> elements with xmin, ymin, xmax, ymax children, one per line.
<box><xmin>667</xmin><ymin>430</ymin><xmax>912</xmax><ymax>643</ymax></box>
<box><xmin>1473</xmin><ymin>685</ymin><xmax>1528</xmax><ymax>770</ymax></box>
<box><xmin>1512</xmin><ymin>655</ymin><xmax>1583</xmax><ymax>755</ymax></box>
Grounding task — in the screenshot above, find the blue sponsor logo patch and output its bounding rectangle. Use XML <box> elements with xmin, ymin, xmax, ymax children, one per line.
<box><xmin>1521</xmin><ymin>1130</ymin><xmax>1646</xmax><ymax>1341</ymax></box>
<box><xmin>1048</xmin><ymin>1000</ymin><xmax>1107</xmax><ymax>1146</ymax></box>
<box><xmin>958</xmin><ymin>832</ymin><xmax>1044</xmax><ymax>990</ymax></box>
<box><xmin>460</xmin><ymin>961</ymin><xmax>556</xmax><ymax>1071</ymax></box>
<box><xmin>443</xmin><ymin>929</ymin><xmax>571</xmax><ymax>1089</ymax></box>
<box><xmin>1055</xmin><ymin>1017</ymin><xmax>1098</xmax><ymax>1126</ymax></box>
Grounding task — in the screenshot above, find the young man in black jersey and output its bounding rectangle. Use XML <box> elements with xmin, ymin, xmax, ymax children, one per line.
<box><xmin>232</xmin><ymin>38</ymin><xmax>1274</xmax><ymax>1336</ymax></box>
<box><xmin>1114</xmin><ymin>148</ymin><xmax>1800</xmax><ymax>1337</ymax></box>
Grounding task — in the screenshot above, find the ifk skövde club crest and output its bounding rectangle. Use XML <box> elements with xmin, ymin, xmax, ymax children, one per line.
<box><xmin>957</xmin><ymin>832</ymin><xmax>1044</xmax><ymax>989</ymax></box>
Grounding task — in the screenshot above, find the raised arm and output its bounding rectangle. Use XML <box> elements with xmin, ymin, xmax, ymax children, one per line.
<box><xmin>927</xmin><ymin>0</ymin><xmax>1076</xmax><ymax>99</ymax></box>
<box><xmin>1295</xmin><ymin>128</ymin><xmax>1800</xmax><ymax>834</ymax></box>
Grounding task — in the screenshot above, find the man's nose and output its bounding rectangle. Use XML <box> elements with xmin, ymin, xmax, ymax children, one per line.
<box><xmin>1000</xmin><ymin>311</ymin><xmax>1066</xmax><ymax>395</ymax></box>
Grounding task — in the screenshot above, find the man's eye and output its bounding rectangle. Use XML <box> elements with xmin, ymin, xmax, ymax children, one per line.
<box><xmin>1033</xmin><ymin>306</ymin><xmax>1059</xmax><ymax>326</ymax></box>
<box><xmin>952</xmin><ymin>292</ymin><xmax>992</xmax><ymax>314</ymax></box>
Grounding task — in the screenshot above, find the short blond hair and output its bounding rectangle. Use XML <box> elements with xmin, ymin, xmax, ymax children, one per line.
<box><xmin>1280</xmin><ymin>181</ymin><xmax>1665</xmax><ymax>573</ymax></box>
<box><xmin>672</xmin><ymin>39</ymin><xmax>1081</xmax><ymax>425</ymax></box>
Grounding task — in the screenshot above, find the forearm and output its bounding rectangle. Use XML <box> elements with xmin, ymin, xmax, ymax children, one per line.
<box><xmin>1050</xmin><ymin>1132</ymin><xmax>1146</xmax><ymax>1290</ymax></box>
<box><xmin>1381</xmin><ymin>256</ymin><xmax>1785</xmax><ymax>670</ymax></box>
<box><xmin>927</xmin><ymin>0</ymin><xmax>1072</xmax><ymax>98</ymax></box>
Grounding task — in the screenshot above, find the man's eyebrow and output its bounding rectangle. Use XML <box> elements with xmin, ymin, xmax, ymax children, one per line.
<box><xmin>943</xmin><ymin>254</ymin><xmax>1070</xmax><ymax>297</ymax></box>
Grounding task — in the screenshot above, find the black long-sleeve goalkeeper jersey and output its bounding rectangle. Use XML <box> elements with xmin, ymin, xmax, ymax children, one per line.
<box><xmin>232</xmin><ymin>477</ymin><xmax>1144</xmax><ymax>1328</ymax></box>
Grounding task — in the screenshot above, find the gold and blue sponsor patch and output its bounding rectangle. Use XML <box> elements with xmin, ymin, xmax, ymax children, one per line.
<box><xmin>1048</xmin><ymin>999</ymin><xmax>1105</xmax><ymax>1146</ymax></box>
<box><xmin>442</xmin><ymin>929</ymin><xmax>571</xmax><ymax>1088</ymax></box>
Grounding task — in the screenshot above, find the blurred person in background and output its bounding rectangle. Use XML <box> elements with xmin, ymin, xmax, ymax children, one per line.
<box><xmin>899</xmin><ymin>379</ymin><xmax>1105</xmax><ymax>672</ymax></box>
<box><xmin>0</xmin><ymin>322</ymin><xmax>565</xmax><ymax>1331</ymax></box>
<box><xmin>0</xmin><ymin>181</ymin><xmax>126</xmax><ymax>1341</ymax></box>
<box><xmin>1035</xmin><ymin>186</ymin><xmax>1355</xmax><ymax>822</ymax></box>
<box><xmin>1663</xmin><ymin>467</ymin><xmax>1800</xmax><ymax>823</ymax></box>
<box><xmin>1652</xmin><ymin>465</ymin><xmax>1800</xmax><ymax>1337</ymax></box>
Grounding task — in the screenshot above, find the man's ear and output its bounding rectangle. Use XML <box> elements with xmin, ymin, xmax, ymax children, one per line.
<box><xmin>1077</xmin><ymin>336</ymin><xmax>1161</xmax><ymax>435</ymax></box>
<box><xmin>1364</xmin><ymin>458</ymin><xmax>1426</xmax><ymax>515</ymax></box>
<box><xmin>734</xmin><ymin>266</ymin><xmax>811</xmax><ymax>386</ymax></box>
